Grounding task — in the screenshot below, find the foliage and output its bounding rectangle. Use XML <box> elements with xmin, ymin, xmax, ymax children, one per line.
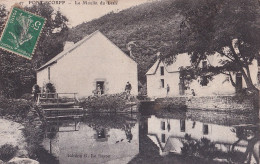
<box><xmin>0</xmin><ymin>49</ymin><xmax>36</xmax><ymax>98</ymax></box>
<box><xmin>0</xmin><ymin>4</ymin><xmax>68</xmax><ymax>98</ymax></box>
<box><xmin>0</xmin><ymin>96</ymin><xmax>32</xmax><ymax>120</ymax></box>
<box><xmin>20</xmin><ymin>93</ymin><xmax>34</xmax><ymax>101</ymax></box>
<box><xmin>138</xmin><ymin>82</ymin><xmax>147</xmax><ymax>96</ymax></box>
<box><xmin>0</xmin><ymin>5</ymin><xmax>35</xmax><ymax>98</ymax></box>
<box><xmin>45</xmin><ymin>82</ymin><xmax>56</xmax><ymax>93</ymax></box>
<box><xmin>154</xmin><ymin>97</ymin><xmax>187</xmax><ymax>112</ymax></box>
<box><xmin>0</xmin><ymin>144</ymin><xmax>18</xmax><ymax>162</ymax></box>
<box><xmin>181</xmin><ymin>134</ymin><xmax>217</xmax><ymax>159</ymax></box>
<box><xmin>25</xmin><ymin>3</ymin><xmax>69</xmax><ymax>68</ymax></box>
<box><xmin>0</xmin><ymin>5</ymin><xmax>7</xmax><ymax>31</ymax></box>
<box><xmin>22</xmin><ymin>123</ymin><xmax>44</xmax><ymax>159</ymax></box>
<box><xmin>80</xmin><ymin>93</ymin><xmax>132</xmax><ymax>112</ymax></box>
<box><xmin>161</xmin><ymin>102</ymin><xmax>186</xmax><ymax>112</ymax></box>
<box><xmin>167</xmin><ymin>0</ymin><xmax>260</xmax><ymax>92</ymax></box>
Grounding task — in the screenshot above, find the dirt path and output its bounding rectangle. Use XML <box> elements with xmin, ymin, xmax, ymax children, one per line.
<box><xmin>0</xmin><ymin>118</ymin><xmax>27</xmax><ymax>157</ymax></box>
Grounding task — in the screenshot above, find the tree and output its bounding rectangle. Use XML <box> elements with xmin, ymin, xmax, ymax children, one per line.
<box><xmin>163</xmin><ymin>0</ymin><xmax>260</xmax><ymax>93</ymax></box>
<box><xmin>0</xmin><ymin>4</ymin><xmax>68</xmax><ymax>98</ymax></box>
<box><xmin>0</xmin><ymin>5</ymin><xmax>35</xmax><ymax>98</ymax></box>
<box><xmin>25</xmin><ymin>3</ymin><xmax>69</xmax><ymax>69</ymax></box>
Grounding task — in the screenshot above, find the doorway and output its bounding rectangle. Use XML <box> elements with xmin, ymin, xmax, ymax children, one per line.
<box><xmin>96</xmin><ymin>81</ymin><xmax>105</xmax><ymax>95</ymax></box>
<box><xmin>236</xmin><ymin>73</ymin><xmax>242</xmax><ymax>93</ymax></box>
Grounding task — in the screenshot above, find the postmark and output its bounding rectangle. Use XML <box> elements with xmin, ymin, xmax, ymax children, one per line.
<box><xmin>0</xmin><ymin>6</ymin><xmax>45</xmax><ymax>59</ymax></box>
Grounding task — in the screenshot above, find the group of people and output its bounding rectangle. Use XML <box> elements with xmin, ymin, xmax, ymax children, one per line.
<box><xmin>95</xmin><ymin>81</ymin><xmax>132</xmax><ymax>97</ymax></box>
<box><xmin>34</xmin><ymin>82</ymin><xmax>198</xmax><ymax>100</ymax></box>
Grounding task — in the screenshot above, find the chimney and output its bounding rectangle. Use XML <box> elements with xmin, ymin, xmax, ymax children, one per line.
<box><xmin>63</xmin><ymin>41</ymin><xmax>74</xmax><ymax>51</ymax></box>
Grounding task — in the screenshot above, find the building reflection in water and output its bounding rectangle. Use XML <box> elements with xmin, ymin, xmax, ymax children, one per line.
<box><xmin>42</xmin><ymin>114</ymin><xmax>139</xmax><ymax>164</ymax></box>
<box><xmin>147</xmin><ymin>114</ymin><xmax>259</xmax><ymax>163</ymax></box>
<box><xmin>42</xmin><ymin>112</ymin><xmax>259</xmax><ymax>164</ymax></box>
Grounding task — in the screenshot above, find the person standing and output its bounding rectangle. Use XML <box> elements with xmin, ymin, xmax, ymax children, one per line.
<box><xmin>125</xmin><ymin>82</ymin><xmax>132</xmax><ymax>100</ymax></box>
<box><xmin>125</xmin><ymin>82</ymin><xmax>132</xmax><ymax>95</ymax></box>
<box><xmin>166</xmin><ymin>84</ymin><xmax>170</xmax><ymax>96</ymax></box>
<box><xmin>97</xmin><ymin>84</ymin><xmax>102</xmax><ymax>96</ymax></box>
<box><xmin>32</xmin><ymin>84</ymin><xmax>40</xmax><ymax>102</ymax></box>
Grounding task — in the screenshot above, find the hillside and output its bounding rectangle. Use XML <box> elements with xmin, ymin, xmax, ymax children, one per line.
<box><xmin>68</xmin><ymin>0</ymin><xmax>182</xmax><ymax>84</ymax></box>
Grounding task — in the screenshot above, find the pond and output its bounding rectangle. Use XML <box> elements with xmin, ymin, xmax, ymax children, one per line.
<box><xmin>41</xmin><ymin>109</ymin><xmax>259</xmax><ymax>164</ymax></box>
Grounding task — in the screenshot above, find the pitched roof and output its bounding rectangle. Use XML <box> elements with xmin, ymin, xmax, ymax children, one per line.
<box><xmin>37</xmin><ymin>30</ymin><xmax>136</xmax><ymax>71</ymax></box>
<box><xmin>146</xmin><ymin>59</ymin><xmax>160</xmax><ymax>75</ymax></box>
<box><xmin>146</xmin><ymin>53</ymin><xmax>191</xmax><ymax>75</ymax></box>
<box><xmin>37</xmin><ymin>30</ymin><xmax>99</xmax><ymax>71</ymax></box>
<box><xmin>147</xmin><ymin>134</ymin><xmax>183</xmax><ymax>155</ymax></box>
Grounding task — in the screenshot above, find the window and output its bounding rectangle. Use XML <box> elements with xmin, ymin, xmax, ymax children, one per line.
<box><xmin>161</xmin><ymin>134</ymin><xmax>166</xmax><ymax>143</ymax></box>
<box><xmin>160</xmin><ymin>66</ymin><xmax>164</xmax><ymax>76</ymax></box>
<box><xmin>201</xmin><ymin>76</ymin><xmax>208</xmax><ymax>86</ymax></box>
<box><xmin>161</xmin><ymin>121</ymin><xmax>165</xmax><ymax>130</ymax></box>
<box><xmin>180</xmin><ymin>120</ymin><xmax>186</xmax><ymax>132</ymax></box>
<box><xmin>48</xmin><ymin>67</ymin><xmax>50</xmax><ymax>80</ymax></box>
<box><xmin>97</xmin><ymin>129</ymin><xmax>106</xmax><ymax>139</ymax></box>
<box><xmin>202</xmin><ymin>61</ymin><xmax>207</xmax><ymax>69</ymax></box>
<box><xmin>161</xmin><ymin>79</ymin><xmax>164</xmax><ymax>88</ymax></box>
<box><xmin>203</xmin><ymin>124</ymin><xmax>209</xmax><ymax>135</ymax></box>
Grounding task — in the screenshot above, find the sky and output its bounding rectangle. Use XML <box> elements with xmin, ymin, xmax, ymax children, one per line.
<box><xmin>1</xmin><ymin>0</ymin><xmax>151</xmax><ymax>27</ymax></box>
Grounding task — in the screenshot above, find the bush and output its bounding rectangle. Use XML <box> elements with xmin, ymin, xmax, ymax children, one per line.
<box><xmin>80</xmin><ymin>93</ymin><xmax>132</xmax><ymax>112</ymax></box>
<box><xmin>0</xmin><ymin>96</ymin><xmax>32</xmax><ymax>120</ymax></box>
<box><xmin>45</xmin><ymin>83</ymin><xmax>56</xmax><ymax>93</ymax></box>
<box><xmin>181</xmin><ymin>134</ymin><xmax>217</xmax><ymax>159</ymax></box>
<box><xmin>23</xmin><ymin>123</ymin><xmax>44</xmax><ymax>159</ymax></box>
<box><xmin>156</xmin><ymin>98</ymin><xmax>187</xmax><ymax>112</ymax></box>
<box><xmin>0</xmin><ymin>144</ymin><xmax>18</xmax><ymax>162</ymax></box>
<box><xmin>20</xmin><ymin>93</ymin><xmax>33</xmax><ymax>101</ymax></box>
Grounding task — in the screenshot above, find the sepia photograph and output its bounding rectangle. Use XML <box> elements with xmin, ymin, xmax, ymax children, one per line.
<box><xmin>0</xmin><ymin>0</ymin><xmax>259</xmax><ymax>163</ymax></box>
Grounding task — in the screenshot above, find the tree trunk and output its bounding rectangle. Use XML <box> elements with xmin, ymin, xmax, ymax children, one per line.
<box><xmin>228</xmin><ymin>72</ymin><xmax>236</xmax><ymax>87</ymax></box>
<box><xmin>228</xmin><ymin>43</ymin><xmax>259</xmax><ymax>93</ymax></box>
<box><xmin>240</xmin><ymin>66</ymin><xmax>258</xmax><ymax>93</ymax></box>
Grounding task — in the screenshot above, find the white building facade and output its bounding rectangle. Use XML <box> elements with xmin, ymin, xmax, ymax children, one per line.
<box><xmin>146</xmin><ymin>53</ymin><xmax>259</xmax><ymax>98</ymax></box>
<box><xmin>37</xmin><ymin>31</ymin><xmax>138</xmax><ymax>97</ymax></box>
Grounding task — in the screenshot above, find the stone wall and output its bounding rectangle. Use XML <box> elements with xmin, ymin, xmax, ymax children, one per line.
<box><xmin>154</xmin><ymin>96</ymin><xmax>256</xmax><ymax>111</ymax></box>
<box><xmin>186</xmin><ymin>96</ymin><xmax>255</xmax><ymax>111</ymax></box>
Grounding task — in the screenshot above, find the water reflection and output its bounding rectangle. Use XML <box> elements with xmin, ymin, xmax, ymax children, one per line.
<box><xmin>42</xmin><ymin>110</ymin><xmax>259</xmax><ymax>164</ymax></box>
<box><xmin>148</xmin><ymin>115</ymin><xmax>248</xmax><ymax>155</ymax></box>
<box><xmin>42</xmin><ymin>114</ymin><xmax>139</xmax><ymax>164</ymax></box>
<box><xmin>146</xmin><ymin>111</ymin><xmax>259</xmax><ymax>163</ymax></box>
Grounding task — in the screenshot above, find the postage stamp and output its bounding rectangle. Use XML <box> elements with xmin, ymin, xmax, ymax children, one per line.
<box><xmin>0</xmin><ymin>7</ymin><xmax>45</xmax><ymax>59</ymax></box>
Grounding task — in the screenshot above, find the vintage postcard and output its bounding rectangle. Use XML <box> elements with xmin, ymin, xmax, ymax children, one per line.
<box><xmin>0</xmin><ymin>0</ymin><xmax>259</xmax><ymax>164</ymax></box>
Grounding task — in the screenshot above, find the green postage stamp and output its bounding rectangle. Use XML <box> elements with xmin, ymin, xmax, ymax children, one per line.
<box><xmin>0</xmin><ymin>7</ymin><xmax>45</xmax><ymax>59</ymax></box>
